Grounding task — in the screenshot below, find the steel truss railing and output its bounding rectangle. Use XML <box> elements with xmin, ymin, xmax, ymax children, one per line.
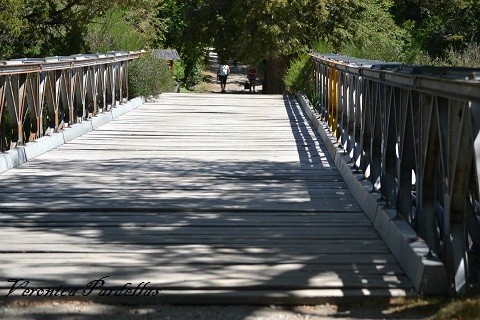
<box><xmin>0</xmin><ymin>51</ymin><xmax>144</xmax><ymax>151</ymax></box>
<box><xmin>311</xmin><ymin>53</ymin><xmax>480</xmax><ymax>294</ymax></box>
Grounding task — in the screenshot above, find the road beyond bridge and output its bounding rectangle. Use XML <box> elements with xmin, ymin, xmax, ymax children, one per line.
<box><xmin>0</xmin><ymin>93</ymin><xmax>413</xmax><ymax>303</ymax></box>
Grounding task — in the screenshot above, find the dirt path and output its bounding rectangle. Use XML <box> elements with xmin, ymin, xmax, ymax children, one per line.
<box><xmin>197</xmin><ymin>51</ymin><xmax>263</xmax><ymax>94</ymax></box>
<box><xmin>1</xmin><ymin>299</ymin><xmax>438</xmax><ymax>320</ymax></box>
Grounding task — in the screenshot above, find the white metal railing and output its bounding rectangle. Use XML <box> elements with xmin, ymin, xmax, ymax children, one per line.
<box><xmin>311</xmin><ymin>53</ymin><xmax>480</xmax><ymax>294</ymax></box>
<box><xmin>0</xmin><ymin>51</ymin><xmax>145</xmax><ymax>151</ymax></box>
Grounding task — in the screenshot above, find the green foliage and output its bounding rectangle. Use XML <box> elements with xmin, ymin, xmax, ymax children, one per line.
<box><xmin>128</xmin><ymin>54</ymin><xmax>175</xmax><ymax>97</ymax></box>
<box><xmin>181</xmin><ymin>55</ymin><xmax>205</xmax><ymax>88</ymax></box>
<box><xmin>284</xmin><ymin>53</ymin><xmax>316</xmax><ymax>103</ymax></box>
<box><xmin>156</xmin><ymin>0</ymin><xmax>209</xmax><ymax>87</ymax></box>
<box><xmin>417</xmin><ymin>42</ymin><xmax>480</xmax><ymax>68</ymax></box>
<box><xmin>173</xmin><ymin>60</ymin><xmax>185</xmax><ymax>82</ymax></box>
<box><xmin>170</xmin><ymin>55</ymin><xmax>204</xmax><ymax>89</ymax></box>
<box><xmin>284</xmin><ymin>41</ymin><xmax>333</xmax><ymax>102</ymax></box>
<box><xmin>0</xmin><ymin>0</ymin><xmax>162</xmax><ymax>59</ymax></box>
<box><xmin>314</xmin><ymin>41</ymin><xmax>335</xmax><ymax>55</ymax></box>
<box><xmin>228</xmin><ymin>1</ymin><xmax>320</xmax><ymax>62</ymax></box>
<box><xmin>339</xmin><ymin>0</ymin><xmax>409</xmax><ymax>61</ymax></box>
<box><xmin>157</xmin><ymin>0</ymin><xmax>410</xmax><ymax>93</ymax></box>
<box><xmin>442</xmin><ymin>42</ymin><xmax>480</xmax><ymax>67</ymax></box>
<box><xmin>391</xmin><ymin>0</ymin><xmax>480</xmax><ymax>59</ymax></box>
<box><xmin>0</xmin><ymin>0</ymin><xmax>25</xmax><ymax>59</ymax></box>
<box><xmin>1</xmin><ymin>107</ymin><xmax>13</xmax><ymax>150</ymax></box>
<box><xmin>85</xmin><ymin>7</ymin><xmax>157</xmax><ymax>52</ymax></box>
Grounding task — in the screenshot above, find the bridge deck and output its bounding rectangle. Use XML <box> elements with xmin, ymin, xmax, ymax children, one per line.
<box><xmin>0</xmin><ymin>93</ymin><xmax>412</xmax><ymax>303</ymax></box>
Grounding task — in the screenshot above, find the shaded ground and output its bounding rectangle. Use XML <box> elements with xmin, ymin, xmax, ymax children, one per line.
<box><xmin>0</xmin><ymin>298</ymin><xmax>437</xmax><ymax>320</ymax></box>
<box><xmin>2</xmin><ymin>296</ymin><xmax>480</xmax><ymax>319</ymax></box>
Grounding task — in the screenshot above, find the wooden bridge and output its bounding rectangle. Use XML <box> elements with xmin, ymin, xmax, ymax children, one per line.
<box><xmin>0</xmin><ymin>93</ymin><xmax>412</xmax><ymax>303</ymax></box>
<box><xmin>0</xmin><ymin>52</ymin><xmax>479</xmax><ymax>303</ymax></box>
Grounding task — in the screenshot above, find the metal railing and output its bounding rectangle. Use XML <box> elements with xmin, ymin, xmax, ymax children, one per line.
<box><xmin>311</xmin><ymin>53</ymin><xmax>480</xmax><ymax>294</ymax></box>
<box><xmin>0</xmin><ymin>51</ymin><xmax>144</xmax><ymax>152</ymax></box>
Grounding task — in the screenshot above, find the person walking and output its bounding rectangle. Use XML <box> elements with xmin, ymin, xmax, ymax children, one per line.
<box><xmin>217</xmin><ymin>62</ymin><xmax>230</xmax><ymax>93</ymax></box>
<box><xmin>247</xmin><ymin>66</ymin><xmax>257</xmax><ymax>93</ymax></box>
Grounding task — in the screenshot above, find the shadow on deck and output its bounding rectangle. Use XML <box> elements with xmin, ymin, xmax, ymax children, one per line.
<box><xmin>0</xmin><ymin>94</ymin><xmax>413</xmax><ymax>310</ymax></box>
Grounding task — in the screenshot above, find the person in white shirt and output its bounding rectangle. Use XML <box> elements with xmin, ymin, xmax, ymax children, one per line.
<box><xmin>217</xmin><ymin>63</ymin><xmax>230</xmax><ymax>93</ymax></box>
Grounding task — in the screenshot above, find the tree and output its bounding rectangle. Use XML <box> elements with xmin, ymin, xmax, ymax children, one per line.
<box><xmin>158</xmin><ymin>0</ymin><xmax>409</xmax><ymax>92</ymax></box>
<box><xmin>391</xmin><ymin>0</ymin><xmax>480</xmax><ymax>58</ymax></box>
<box><xmin>333</xmin><ymin>0</ymin><xmax>409</xmax><ymax>61</ymax></box>
<box><xmin>156</xmin><ymin>0</ymin><xmax>212</xmax><ymax>86</ymax></box>
<box><xmin>0</xmin><ymin>0</ymin><xmax>161</xmax><ymax>59</ymax></box>
<box><xmin>86</xmin><ymin>2</ymin><xmax>163</xmax><ymax>53</ymax></box>
<box><xmin>0</xmin><ymin>0</ymin><xmax>26</xmax><ymax>59</ymax></box>
<box><xmin>207</xmin><ymin>0</ymin><xmax>406</xmax><ymax>92</ymax></box>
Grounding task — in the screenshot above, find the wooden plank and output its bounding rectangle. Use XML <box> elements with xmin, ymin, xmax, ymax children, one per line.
<box><xmin>0</xmin><ymin>237</ymin><xmax>382</xmax><ymax>245</ymax></box>
<box><xmin>0</xmin><ymin>274</ymin><xmax>412</xmax><ymax>289</ymax></box>
<box><xmin>0</xmin><ymin>209</ymin><xmax>364</xmax><ymax>215</ymax></box>
<box><xmin>0</xmin><ymin>262</ymin><xmax>406</xmax><ymax>275</ymax></box>
<box><xmin>0</xmin><ymin>189</ymin><xmax>356</xmax><ymax>198</ymax></box>
<box><xmin>0</xmin><ymin>211</ymin><xmax>368</xmax><ymax>222</ymax></box>
<box><xmin>0</xmin><ymin>242</ymin><xmax>391</xmax><ymax>254</ymax></box>
<box><xmin>0</xmin><ymin>252</ymin><xmax>399</xmax><ymax>264</ymax></box>
<box><xmin>2</xmin><ymin>220</ymin><xmax>373</xmax><ymax>227</ymax></box>
<box><xmin>1</xmin><ymin>225</ymin><xmax>377</xmax><ymax>234</ymax></box>
<box><xmin>0</xmin><ymin>231</ymin><xmax>379</xmax><ymax>240</ymax></box>
<box><xmin>0</xmin><ymin>203</ymin><xmax>362</xmax><ymax>212</ymax></box>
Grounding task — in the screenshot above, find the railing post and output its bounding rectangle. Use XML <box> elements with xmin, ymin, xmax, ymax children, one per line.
<box><xmin>0</xmin><ymin>75</ymin><xmax>6</xmax><ymax>152</ymax></box>
<box><xmin>397</xmin><ymin>89</ymin><xmax>416</xmax><ymax>222</ymax></box>
<box><xmin>469</xmin><ymin>100</ymin><xmax>480</xmax><ymax>289</ymax></box>
<box><xmin>352</xmin><ymin>75</ymin><xmax>363</xmax><ymax>168</ymax></box>
<box><xmin>381</xmin><ymin>85</ymin><xmax>398</xmax><ymax>207</ymax></box>
<box><xmin>5</xmin><ymin>74</ymin><xmax>28</xmax><ymax>146</ymax></box>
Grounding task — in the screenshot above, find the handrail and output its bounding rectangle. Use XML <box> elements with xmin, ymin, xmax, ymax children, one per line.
<box><xmin>311</xmin><ymin>53</ymin><xmax>480</xmax><ymax>294</ymax></box>
<box><xmin>0</xmin><ymin>51</ymin><xmax>144</xmax><ymax>74</ymax></box>
<box><xmin>0</xmin><ymin>50</ymin><xmax>145</xmax><ymax>151</ymax></box>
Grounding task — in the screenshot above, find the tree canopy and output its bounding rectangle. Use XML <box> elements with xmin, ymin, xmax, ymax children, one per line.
<box><xmin>0</xmin><ymin>0</ymin><xmax>161</xmax><ymax>59</ymax></box>
<box><xmin>392</xmin><ymin>0</ymin><xmax>480</xmax><ymax>58</ymax></box>
<box><xmin>0</xmin><ymin>0</ymin><xmax>26</xmax><ymax>58</ymax></box>
<box><xmin>1</xmin><ymin>0</ymin><xmax>478</xmax><ymax>89</ymax></box>
<box><xmin>156</xmin><ymin>0</ymin><xmax>410</xmax><ymax>91</ymax></box>
<box><xmin>157</xmin><ymin>0</ymin><xmax>408</xmax><ymax>64</ymax></box>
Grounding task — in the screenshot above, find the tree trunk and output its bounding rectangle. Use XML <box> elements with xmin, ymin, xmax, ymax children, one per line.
<box><xmin>262</xmin><ymin>55</ymin><xmax>292</xmax><ymax>94</ymax></box>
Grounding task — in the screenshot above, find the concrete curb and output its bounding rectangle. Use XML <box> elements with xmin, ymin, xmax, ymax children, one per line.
<box><xmin>0</xmin><ymin>97</ymin><xmax>144</xmax><ymax>174</ymax></box>
<box><xmin>296</xmin><ymin>94</ymin><xmax>449</xmax><ymax>294</ymax></box>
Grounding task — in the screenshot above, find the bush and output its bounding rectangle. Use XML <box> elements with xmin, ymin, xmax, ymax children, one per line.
<box><xmin>284</xmin><ymin>53</ymin><xmax>316</xmax><ymax>102</ymax></box>
<box><xmin>434</xmin><ymin>42</ymin><xmax>480</xmax><ymax>68</ymax></box>
<box><xmin>128</xmin><ymin>54</ymin><xmax>175</xmax><ymax>97</ymax></box>
<box><xmin>86</xmin><ymin>9</ymin><xmax>150</xmax><ymax>53</ymax></box>
<box><xmin>171</xmin><ymin>55</ymin><xmax>205</xmax><ymax>90</ymax></box>
<box><xmin>407</xmin><ymin>42</ymin><xmax>480</xmax><ymax>68</ymax></box>
<box><xmin>284</xmin><ymin>41</ymin><xmax>334</xmax><ymax>104</ymax></box>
